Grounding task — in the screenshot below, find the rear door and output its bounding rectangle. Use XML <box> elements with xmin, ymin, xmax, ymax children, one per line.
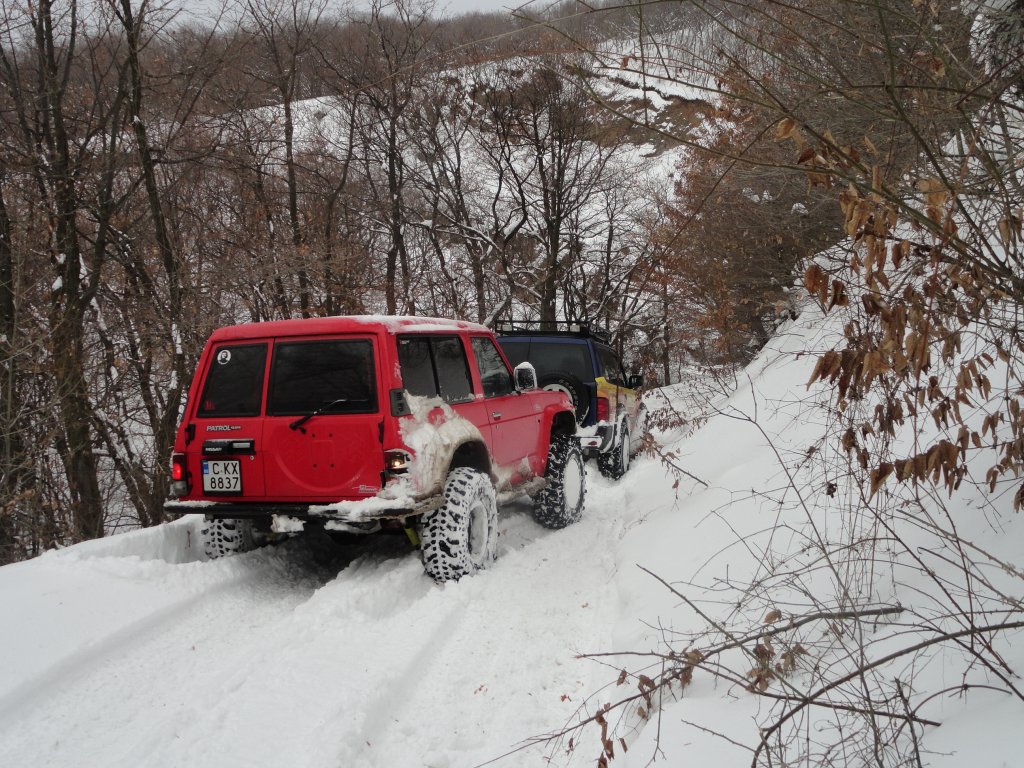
<box><xmin>262</xmin><ymin>336</ymin><xmax>383</xmax><ymax>501</ymax></box>
<box><xmin>396</xmin><ymin>333</ymin><xmax>491</xmax><ymax>438</ymax></box>
<box><xmin>187</xmin><ymin>341</ymin><xmax>269</xmax><ymax>499</ymax></box>
<box><xmin>595</xmin><ymin>344</ymin><xmax>638</xmax><ymax>423</ymax></box>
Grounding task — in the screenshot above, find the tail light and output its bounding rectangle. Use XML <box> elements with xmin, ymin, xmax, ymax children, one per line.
<box><xmin>384</xmin><ymin>450</ymin><xmax>411</xmax><ymax>475</ymax></box>
<box><xmin>596</xmin><ymin>396</ymin><xmax>610</xmax><ymax>423</ymax></box>
<box><xmin>170</xmin><ymin>453</ymin><xmax>190</xmax><ymax>497</ymax></box>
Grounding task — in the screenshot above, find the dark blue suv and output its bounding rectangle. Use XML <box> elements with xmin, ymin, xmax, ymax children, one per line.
<box><xmin>496</xmin><ymin>322</ymin><xmax>645</xmax><ymax>479</ymax></box>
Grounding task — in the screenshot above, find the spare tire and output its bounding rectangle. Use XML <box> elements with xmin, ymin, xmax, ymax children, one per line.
<box><xmin>538</xmin><ymin>372</ymin><xmax>589</xmax><ymax>423</ymax></box>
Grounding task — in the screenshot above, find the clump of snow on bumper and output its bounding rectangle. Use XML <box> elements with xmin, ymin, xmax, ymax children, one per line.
<box><xmin>270</xmin><ymin>515</ymin><xmax>306</xmax><ymax>533</ymax></box>
<box><xmin>307</xmin><ymin>489</ymin><xmax>418</xmax><ymax>521</ymax></box>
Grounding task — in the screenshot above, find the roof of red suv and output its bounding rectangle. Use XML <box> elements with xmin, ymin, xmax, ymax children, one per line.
<box><xmin>208</xmin><ymin>315</ymin><xmax>492</xmax><ymax>342</ymax></box>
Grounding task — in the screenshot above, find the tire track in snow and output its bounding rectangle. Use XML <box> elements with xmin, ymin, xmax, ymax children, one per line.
<box><xmin>325</xmin><ymin>598</ymin><xmax>471</xmax><ymax>765</ymax></box>
<box><xmin>324</xmin><ymin>480</ymin><xmax>632</xmax><ymax>768</ymax></box>
<box><xmin>0</xmin><ymin>538</ymin><xmax>355</xmax><ymax>766</ymax></box>
<box><xmin>0</xmin><ymin>569</ymin><xmax>247</xmax><ymax>724</ymax></box>
<box><xmin>1</xmin><ymin>466</ymin><xmax>645</xmax><ymax>768</ymax></box>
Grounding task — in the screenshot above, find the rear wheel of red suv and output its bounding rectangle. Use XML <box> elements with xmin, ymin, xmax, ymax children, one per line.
<box><xmin>202</xmin><ymin>518</ymin><xmax>259</xmax><ymax>559</ymax></box>
<box><xmin>420</xmin><ymin>467</ymin><xmax>498</xmax><ymax>582</ymax></box>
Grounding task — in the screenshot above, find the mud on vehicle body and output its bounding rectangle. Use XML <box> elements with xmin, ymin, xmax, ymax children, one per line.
<box><xmin>495</xmin><ymin>321</ymin><xmax>646</xmax><ymax>479</ymax></box>
<box><xmin>165</xmin><ymin>316</ymin><xmax>581</xmax><ymax>581</ymax></box>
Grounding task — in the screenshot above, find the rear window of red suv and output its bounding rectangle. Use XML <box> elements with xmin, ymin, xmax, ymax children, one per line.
<box><xmin>198</xmin><ymin>343</ymin><xmax>267</xmax><ymax>417</ymax></box>
<box><xmin>268</xmin><ymin>339</ymin><xmax>377</xmax><ymax>415</ymax></box>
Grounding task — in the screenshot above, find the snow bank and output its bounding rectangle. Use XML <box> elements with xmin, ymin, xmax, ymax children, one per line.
<box><xmin>580</xmin><ymin>299</ymin><xmax>1024</xmax><ymax>767</ymax></box>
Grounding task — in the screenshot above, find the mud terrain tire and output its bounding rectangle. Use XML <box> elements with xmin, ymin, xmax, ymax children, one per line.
<box><xmin>202</xmin><ymin>518</ymin><xmax>257</xmax><ymax>559</ymax></box>
<box><xmin>421</xmin><ymin>467</ymin><xmax>498</xmax><ymax>582</ymax></box>
<box><xmin>598</xmin><ymin>425</ymin><xmax>630</xmax><ymax>480</ymax></box>
<box><xmin>533</xmin><ymin>436</ymin><xmax>586</xmax><ymax>529</ymax></box>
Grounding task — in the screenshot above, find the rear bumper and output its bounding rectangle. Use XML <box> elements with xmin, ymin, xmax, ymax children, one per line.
<box><xmin>577</xmin><ymin>423</ymin><xmax>615</xmax><ymax>456</ymax></box>
<box><xmin>165</xmin><ymin>476</ymin><xmax>550</xmax><ymax>522</ymax></box>
<box><xmin>163</xmin><ymin>496</ymin><xmax>440</xmax><ymax>522</ymax></box>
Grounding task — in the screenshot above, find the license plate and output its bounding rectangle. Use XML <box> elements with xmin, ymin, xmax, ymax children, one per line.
<box><xmin>202</xmin><ymin>459</ymin><xmax>242</xmax><ymax>494</ymax></box>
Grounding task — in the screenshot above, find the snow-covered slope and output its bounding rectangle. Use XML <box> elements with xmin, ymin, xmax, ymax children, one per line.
<box><xmin>591</xmin><ymin>302</ymin><xmax>1024</xmax><ymax>767</ymax></box>
<box><xmin>2</xmin><ymin>298</ymin><xmax>1022</xmax><ymax>767</ymax></box>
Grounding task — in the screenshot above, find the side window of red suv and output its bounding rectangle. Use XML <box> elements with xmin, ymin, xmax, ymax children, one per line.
<box><xmin>471</xmin><ymin>337</ymin><xmax>514</xmax><ymax>398</ymax></box>
<box><xmin>397</xmin><ymin>335</ymin><xmax>473</xmax><ymax>403</ymax></box>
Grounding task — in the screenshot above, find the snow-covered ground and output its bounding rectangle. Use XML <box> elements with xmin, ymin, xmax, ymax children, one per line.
<box><xmin>0</xmin><ymin>476</ymin><xmax>640</xmax><ymax>767</ymax></box>
<box><xmin>2</xmin><ymin>298</ymin><xmax>1023</xmax><ymax>767</ymax></box>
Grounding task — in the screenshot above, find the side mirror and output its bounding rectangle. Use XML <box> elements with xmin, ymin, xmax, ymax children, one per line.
<box><xmin>627</xmin><ymin>373</ymin><xmax>644</xmax><ymax>390</ymax></box>
<box><xmin>513</xmin><ymin>361</ymin><xmax>538</xmax><ymax>392</ymax></box>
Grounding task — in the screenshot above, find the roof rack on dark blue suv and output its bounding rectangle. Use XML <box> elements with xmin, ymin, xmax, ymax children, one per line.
<box><xmin>493</xmin><ymin>319</ymin><xmax>611</xmax><ymax>345</ymax></box>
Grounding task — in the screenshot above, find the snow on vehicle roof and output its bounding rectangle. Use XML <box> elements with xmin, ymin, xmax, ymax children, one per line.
<box><xmin>208</xmin><ymin>315</ymin><xmax>491</xmax><ymax>341</ymax></box>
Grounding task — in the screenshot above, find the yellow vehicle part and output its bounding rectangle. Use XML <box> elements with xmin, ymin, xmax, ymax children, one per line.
<box><xmin>594</xmin><ymin>376</ymin><xmax>639</xmax><ymax>421</ymax></box>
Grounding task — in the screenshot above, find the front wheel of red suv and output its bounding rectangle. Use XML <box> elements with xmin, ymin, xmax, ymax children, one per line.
<box><xmin>421</xmin><ymin>467</ymin><xmax>498</xmax><ymax>583</ymax></box>
<box><xmin>533</xmin><ymin>436</ymin><xmax>586</xmax><ymax>529</ymax></box>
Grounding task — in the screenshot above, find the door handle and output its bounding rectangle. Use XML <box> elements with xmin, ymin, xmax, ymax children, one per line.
<box><xmin>492</xmin><ymin>412</ymin><xmax>502</xmax><ymax>420</ymax></box>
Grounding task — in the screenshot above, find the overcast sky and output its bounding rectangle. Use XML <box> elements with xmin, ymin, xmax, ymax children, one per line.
<box><xmin>167</xmin><ymin>0</ymin><xmax>548</xmax><ymax>24</ymax></box>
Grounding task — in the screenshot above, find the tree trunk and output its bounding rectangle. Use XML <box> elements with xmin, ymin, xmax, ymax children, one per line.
<box><xmin>283</xmin><ymin>95</ymin><xmax>311</xmax><ymax>317</ymax></box>
<box><xmin>41</xmin><ymin>8</ymin><xmax>105</xmax><ymax>542</ymax></box>
<box><xmin>119</xmin><ymin>0</ymin><xmax>184</xmax><ymax>527</ymax></box>
<box><xmin>0</xmin><ymin>178</ymin><xmax>24</xmax><ymax>562</ymax></box>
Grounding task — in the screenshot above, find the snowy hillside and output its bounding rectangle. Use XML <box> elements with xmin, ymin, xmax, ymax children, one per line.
<box><xmin>2</xmin><ymin>294</ymin><xmax>1022</xmax><ymax>767</ymax></box>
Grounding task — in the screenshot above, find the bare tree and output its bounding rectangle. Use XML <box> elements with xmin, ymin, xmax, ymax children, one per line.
<box><xmin>337</xmin><ymin>0</ymin><xmax>440</xmax><ymax>314</ymax></box>
<box><xmin>0</xmin><ymin>0</ymin><xmax>137</xmax><ymax>542</ymax></box>
<box><xmin>238</xmin><ymin>0</ymin><xmax>331</xmax><ymax>317</ymax></box>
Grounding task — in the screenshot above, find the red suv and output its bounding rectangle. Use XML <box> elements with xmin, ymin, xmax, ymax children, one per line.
<box><xmin>164</xmin><ymin>316</ymin><xmax>583</xmax><ymax>581</ymax></box>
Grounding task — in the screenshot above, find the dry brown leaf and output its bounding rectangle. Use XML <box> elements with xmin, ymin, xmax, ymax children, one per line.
<box><xmin>775</xmin><ymin>117</ymin><xmax>797</xmax><ymax>141</ymax></box>
<box><xmin>869</xmin><ymin>462</ymin><xmax>894</xmax><ymax>497</ymax></box>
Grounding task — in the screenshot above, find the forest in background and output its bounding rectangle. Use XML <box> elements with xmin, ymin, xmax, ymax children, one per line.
<box><xmin>2</xmin><ymin>0</ymin><xmax>1022</xmax><ymax>579</ymax></box>
<box><xmin>0</xmin><ymin>0</ymin><xmax>694</xmax><ymax>559</ymax></box>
